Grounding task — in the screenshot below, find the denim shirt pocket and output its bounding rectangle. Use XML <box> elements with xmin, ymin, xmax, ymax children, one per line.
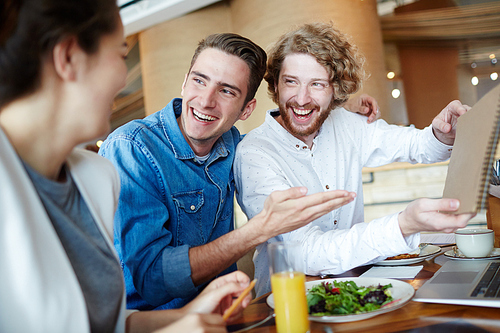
<box><xmin>219</xmin><ymin>179</ymin><xmax>235</xmax><ymax>222</ymax></box>
<box><xmin>172</xmin><ymin>190</ymin><xmax>206</xmax><ymax>247</ymax></box>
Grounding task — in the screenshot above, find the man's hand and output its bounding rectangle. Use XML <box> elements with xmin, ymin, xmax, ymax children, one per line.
<box><xmin>431</xmin><ymin>100</ymin><xmax>471</xmax><ymax>145</ymax></box>
<box><xmin>182</xmin><ymin>271</ymin><xmax>251</xmax><ymax>321</ymax></box>
<box><xmin>398</xmin><ymin>198</ymin><xmax>474</xmax><ymax>237</ymax></box>
<box><xmin>344</xmin><ymin>93</ymin><xmax>380</xmax><ymax>123</ymax></box>
<box><xmin>252</xmin><ymin>187</ymin><xmax>356</xmax><ymax>240</ymax></box>
<box><xmin>187</xmin><ymin>189</ymin><xmax>354</xmax><ymax>289</ymax></box>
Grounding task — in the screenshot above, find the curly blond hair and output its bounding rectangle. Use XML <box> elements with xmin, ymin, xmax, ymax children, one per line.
<box><xmin>265</xmin><ymin>22</ymin><xmax>366</xmax><ymax>110</ymax></box>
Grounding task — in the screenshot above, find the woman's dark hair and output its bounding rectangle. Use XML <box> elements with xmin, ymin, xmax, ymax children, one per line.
<box><xmin>0</xmin><ymin>0</ymin><xmax>119</xmax><ymax>109</ymax></box>
<box><xmin>190</xmin><ymin>33</ymin><xmax>267</xmax><ymax>106</ymax></box>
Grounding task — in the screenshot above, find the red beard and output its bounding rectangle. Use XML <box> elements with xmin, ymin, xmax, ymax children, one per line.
<box><xmin>278</xmin><ymin>100</ymin><xmax>330</xmax><ymax>137</ymax></box>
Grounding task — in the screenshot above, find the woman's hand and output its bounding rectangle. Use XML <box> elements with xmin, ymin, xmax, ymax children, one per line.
<box><xmin>183</xmin><ymin>271</ymin><xmax>252</xmax><ymax>321</ymax></box>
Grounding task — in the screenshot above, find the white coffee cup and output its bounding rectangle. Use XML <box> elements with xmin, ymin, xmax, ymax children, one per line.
<box><xmin>455</xmin><ymin>228</ymin><xmax>494</xmax><ymax>258</ymax></box>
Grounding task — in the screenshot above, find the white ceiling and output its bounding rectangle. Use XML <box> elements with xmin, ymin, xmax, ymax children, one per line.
<box><xmin>118</xmin><ymin>0</ymin><xmax>222</xmax><ymax>36</ymax></box>
<box><xmin>117</xmin><ymin>0</ymin><xmax>418</xmax><ymax>37</ymax></box>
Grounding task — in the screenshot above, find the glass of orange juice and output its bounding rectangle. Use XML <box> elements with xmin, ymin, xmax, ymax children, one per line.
<box><xmin>268</xmin><ymin>241</ymin><xmax>310</xmax><ymax>333</ymax></box>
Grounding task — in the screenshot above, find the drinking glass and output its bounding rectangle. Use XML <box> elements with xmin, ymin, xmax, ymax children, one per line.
<box><xmin>268</xmin><ymin>241</ymin><xmax>310</xmax><ymax>333</ymax></box>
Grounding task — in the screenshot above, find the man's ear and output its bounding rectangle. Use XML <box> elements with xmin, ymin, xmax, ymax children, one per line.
<box><xmin>239</xmin><ymin>98</ymin><xmax>257</xmax><ymax>121</ymax></box>
<box><xmin>181</xmin><ymin>73</ymin><xmax>188</xmax><ymax>96</ymax></box>
<box><xmin>52</xmin><ymin>36</ymin><xmax>81</xmax><ymax>82</ymax></box>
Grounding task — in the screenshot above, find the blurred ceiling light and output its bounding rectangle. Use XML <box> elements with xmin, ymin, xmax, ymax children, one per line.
<box><xmin>387</xmin><ymin>71</ymin><xmax>395</xmax><ymax>79</ymax></box>
<box><xmin>471</xmin><ymin>76</ymin><xmax>479</xmax><ymax>85</ymax></box>
<box><xmin>471</xmin><ymin>62</ymin><xmax>477</xmax><ymax>69</ymax></box>
<box><xmin>492</xmin><ymin>58</ymin><xmax>498</xmax><ymax>65</ymax></box>
<box><xmin>490</xmin><ymin>54</ymin><xmax>496</xmax><ymax>59</ymax></box>
<box><xmin>96</xmin><ymin>140</ymin><xmax>104</xmax><ymax>148</ymax></box>
<box><xmin>491</xmin><ymin>72</ymin><xmax>499</xmax><ymax>81</ymax></box>
<box><xmin>391</xmin><ymin>88</ymin><xmax>401</xmax><ymax>99</ymax></box>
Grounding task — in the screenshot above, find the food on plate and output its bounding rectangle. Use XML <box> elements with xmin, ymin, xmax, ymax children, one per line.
<box><xmin>386</xmin><ymin>248</ymin><xmax>421</xmax><ymax>260</ymax></box>
<box><xmin>386</xmin><ymin>253</ymin><xmax>419</xmax><ymax>260</ymax></box>
<box><xmin>307</xmin><ymin>280</ymin><xmax>393</xmax><ymax>316</ymax></box>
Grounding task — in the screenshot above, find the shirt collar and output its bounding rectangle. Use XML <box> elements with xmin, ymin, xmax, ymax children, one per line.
<box><xmin>265</xmin><ymin>108</ymin><xmax>322</xmax><ymax>151</ymax></box>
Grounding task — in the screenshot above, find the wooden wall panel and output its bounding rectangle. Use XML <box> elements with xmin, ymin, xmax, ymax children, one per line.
<box><xmin>398</xmin><ymin>46</ymin><xmax>459</xmax><ymax>129</ymax></box>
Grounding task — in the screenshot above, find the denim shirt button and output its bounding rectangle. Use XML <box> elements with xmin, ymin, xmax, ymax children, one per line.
<box><xmin>190</xmin><ymin>205</ymin><xmax>196</xmax><ymax>211</ymax></box>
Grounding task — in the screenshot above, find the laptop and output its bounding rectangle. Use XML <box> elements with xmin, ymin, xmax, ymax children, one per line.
<box><xmin>414</xmin><ymin>259</ymin><xmax>500</xmax><ymax>307</ymax></box>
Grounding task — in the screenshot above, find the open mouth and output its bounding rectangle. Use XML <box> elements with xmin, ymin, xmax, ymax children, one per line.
<box><xmin>192</xmin><ymin>108</ymin><xmax>216</xmax><ymax>122</ymax></box>
<box><xmin>292</xmin><ymin>107</ymin><xmax>314</xmax><ymax>120</ymax></box>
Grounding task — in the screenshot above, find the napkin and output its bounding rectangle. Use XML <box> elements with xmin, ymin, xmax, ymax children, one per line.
<box><xmin>360</xmin><ymin>265</ymin><xmax>423</xmax><ymax>279</ymax></box>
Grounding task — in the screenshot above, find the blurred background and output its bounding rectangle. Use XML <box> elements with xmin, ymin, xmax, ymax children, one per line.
<box><xmin>104</xmin><ymin>0</ymin><xmax>500</xmax><ymax>224</ymax></box>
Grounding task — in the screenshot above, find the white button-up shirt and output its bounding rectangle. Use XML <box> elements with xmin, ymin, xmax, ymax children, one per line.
<box><xmin>234</xmin><ymin>107</ymin><xmax>452</xmax><ymax>296</ymax></box>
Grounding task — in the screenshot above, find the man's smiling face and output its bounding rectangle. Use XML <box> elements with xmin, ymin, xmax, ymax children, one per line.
<box><xmin>179</xmin><ymin>48</ymin><xmax>254</xmax><ymax>156</ymax></box>
<box><xmin>276</xmin><ymin>53</ymin><xmax>334</xmax><ymax>145</ymax></box>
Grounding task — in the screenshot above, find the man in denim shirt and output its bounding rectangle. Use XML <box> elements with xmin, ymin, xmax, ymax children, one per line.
<box><xmin>99</xmin><ymin>33</ymin><xmax>363</xmax><ymax>310</ymax></box>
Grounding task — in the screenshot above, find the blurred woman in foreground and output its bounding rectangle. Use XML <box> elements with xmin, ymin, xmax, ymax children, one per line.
<box><xmin>0</xmin><ymin>0</ymin><xmax>250</xmax><ymax>332</ymax></box>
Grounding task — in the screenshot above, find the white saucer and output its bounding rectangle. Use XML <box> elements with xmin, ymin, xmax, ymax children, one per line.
<box><xmin>444</xmin><ymin>247</ymin><xmax>500</xmax><ymax>260</ymax></box>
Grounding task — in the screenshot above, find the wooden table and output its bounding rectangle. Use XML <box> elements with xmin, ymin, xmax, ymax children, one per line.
<box><xmin>227</xmin><ymin>247</ymin><xmax>500</xmax><ymax>333</ymax></box>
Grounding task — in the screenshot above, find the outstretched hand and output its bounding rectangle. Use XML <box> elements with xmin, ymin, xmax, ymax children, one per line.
<box><xmin>344</xmin><ymin>93</ymin><xmax>380</xmax><ymax>123</ymax></box>
<box><xmin>431</xmin><ymin>100</ymin><xmax>471</xmax><ymax>145</ymax></box>
<box><xmin>254</xmin><ymin>187</ymin><xmax>356</xmax><ymax>239</ymax></box>
<box><xmin>398</xmin><ymin>198</ymin><xmax>474</xmax><ymax>237</ymax></box>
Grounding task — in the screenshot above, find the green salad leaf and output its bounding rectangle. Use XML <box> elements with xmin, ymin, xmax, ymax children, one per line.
<box><xmin>307</xmin><ymin>280</ymin><xmax>393</xmax><ymax>316</ymax></box>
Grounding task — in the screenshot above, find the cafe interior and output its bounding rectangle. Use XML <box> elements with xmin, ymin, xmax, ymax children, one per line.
<box><xmin>105</xmin><ymin>0</ymin><xmax>500</xmax><ymax>331</ymax></box>
<box><xmin>110</xmin><ymin>0</ymin><xmax>498</xmax><ymax>226</ymax></box>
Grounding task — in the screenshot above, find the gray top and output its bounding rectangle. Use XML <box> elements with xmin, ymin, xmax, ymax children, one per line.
<box><xmin>24</xmin><ymin>162</ymin><xmax>123</xmax><ymax>333</ymax></box>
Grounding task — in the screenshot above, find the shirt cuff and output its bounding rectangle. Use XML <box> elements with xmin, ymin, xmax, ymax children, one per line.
<box><xmin>427</xmin><ymin>125</ymin><xmax>453</xmax><ymax>150</ymax></box>
<box><xmin>162</xmin><ymin>244</ymin><xmax>197</xmax><ymax>298</ymax></box>
<box><xmin>384</xmin><ymin>212</ymin><xmax>420</xmax><ymax>252</ymax></box>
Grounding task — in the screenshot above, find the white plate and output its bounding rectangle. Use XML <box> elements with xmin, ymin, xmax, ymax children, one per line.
<box><xmin>374</xmin><ymin>245</ymin><xmax>441</xmax><ymax>266</ymax></box>
<box><xmin>444</xmin><ymin>247</ymin><xmax>500</xmax><ymax>260</ymax></box>
<box><xmin>266</xmin><ymin>277</ymin><xmax>415</xmax><ymax>323</ymax></box>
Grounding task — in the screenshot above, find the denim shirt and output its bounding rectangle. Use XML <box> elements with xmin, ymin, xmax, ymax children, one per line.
<box><xmin>99</xmin><ymin>98</ymin><xmax>240</xmax><ymax>310</ymax></box>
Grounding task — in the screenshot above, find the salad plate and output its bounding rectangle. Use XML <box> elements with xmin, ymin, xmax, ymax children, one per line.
<box><xmin>266</xmin><ymin>277</ymin><xmax>415</xmax><ymax>323</ymax></box>
<box><xmin>374</xmin><ymin>245</ymin><xmax>441</xmax><ymax>266</ymax></box>
<box><xmin>444</xmin><ymin>247</ymin><xmax>500</xmax><ymax>260</ymax></box>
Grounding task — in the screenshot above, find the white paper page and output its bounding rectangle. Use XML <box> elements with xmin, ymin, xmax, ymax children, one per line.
<box><xmin>420</xmin><ymin>232</ymin><xmax>455</xmax><ymax>244</ymax></box>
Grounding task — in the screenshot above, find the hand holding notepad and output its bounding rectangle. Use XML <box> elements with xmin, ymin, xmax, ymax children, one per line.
<box><xmin>443</xmin><ymin>83</ymin><xmax>500</xmax><ymax>214</ymax></box>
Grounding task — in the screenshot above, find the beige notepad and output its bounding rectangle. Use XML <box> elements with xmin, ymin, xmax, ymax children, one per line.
<box><xmin>443</xmin><ymin>83</ymin><xmax>500</xmax><ymax>214</ymax></box>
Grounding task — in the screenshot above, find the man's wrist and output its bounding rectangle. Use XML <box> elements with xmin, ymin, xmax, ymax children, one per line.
<box><xmin>431</xmin><ymin>124</ymin><xmax>453</xmax><ymax>146</ymax></box>
<box><xmin>397</xmin><ymin>210</ymin><xmax>412</xmax><ymax>238</ymax></box>
<box><xmin>240</xmin><ymin>214</ymin><xmax>271</xmax><ymax>247</ymax></box>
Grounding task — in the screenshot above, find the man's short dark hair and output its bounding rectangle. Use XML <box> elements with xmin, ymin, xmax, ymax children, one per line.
<box><xmin>190</xmin><ymin>33</ymin><xmax>267</xmax><ymax>105</ymax></box>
